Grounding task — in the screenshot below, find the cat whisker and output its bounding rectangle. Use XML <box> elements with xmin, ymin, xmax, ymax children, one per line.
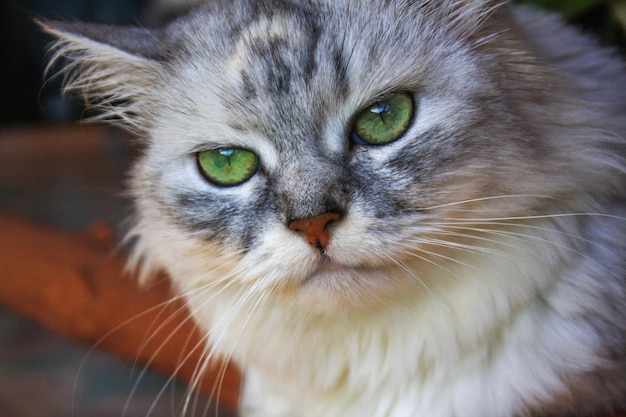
<box><xmin>384</xmin><ymin>255</ymin><xmax>439</xmax><ymax>302</ymax></box>
<box><xmin>124</xmin><ymin>303</ymin><xmax>206</xmax><ymax>417</ymax></box>
<box><xmin>411</xmin><ymin>214</ymin><xmax>625</xmax><ymax>285</ymax></box>
<box><xmin>178</xmin><ymin>264</ymin><xmax>277</xmax><ymax>372</ymax></box>
<box><xmin>409</xmin><ymin>234</ymin><xmax>526</xmax><ymax>264</ymax></box>
<box><xmin>180</xmin><ymin>278</ymin><xmax>279</xmax><ymax>415</ymax></box>
<box><xmin>137</xmin><ymin>285</ymin><xmax>241</xmax><ymax>417</ymax></box>
<box><xmin>417</xmin><ymin>194</ymin><xmax>563</xmax><ymax>212</ymax></box>
<box><xmin>67</xmin><ymin>287</ymin><xmax>198</xmax><ymax>417</ymax></box>
<box><xmin>401</xmin><ymin>239</ymin><xmax>484</xmax><ymax>273</ymax></box>
<box><xmin>120</xmin><ymin>254</ymin><xmax>250</xmax><ymax>417</ymax></box>
<box><xmin>437</xmin><ymin>216</ymin><xmax>613</xmax><ymax>254</ymax></box>
<box><xmin>447</xmin><ymin>212</ymin><xmax>626</xmax><ymax>223</ymax></box>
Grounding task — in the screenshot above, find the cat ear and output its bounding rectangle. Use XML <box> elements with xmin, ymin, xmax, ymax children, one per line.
<box><xmin>40</xmin><ymin>20</ymin><xmax>167</xmax><ymax>59</ymax></box>
<box><xmin>38</xmin><ymin>19</ymin><xmax>166</xmax><ymax>133</ymax></box>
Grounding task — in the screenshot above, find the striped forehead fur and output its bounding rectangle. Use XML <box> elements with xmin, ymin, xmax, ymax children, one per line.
<box><xmin>39</xmin><ymin>0</ymin><xmax>499</xmax><ymax>135</ymax></box>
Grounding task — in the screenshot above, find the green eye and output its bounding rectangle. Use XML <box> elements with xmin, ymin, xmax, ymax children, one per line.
<box><xmin>351</xmin><ymin>92</ymin><xmax>415</xmax><ymax>145</ymax></box>
<box><xmin>197</xmin><ymin>148</ymin><xmax>259</xmax><ymax>187</ymax></box>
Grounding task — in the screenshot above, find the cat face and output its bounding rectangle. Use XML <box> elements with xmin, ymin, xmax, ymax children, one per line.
<box><xmin>42</xmin><ymin>0</ymin><xmax>623</xmax><ymax>313</ymax></box>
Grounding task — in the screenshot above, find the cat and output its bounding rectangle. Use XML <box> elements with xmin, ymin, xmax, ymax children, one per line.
<box><xmin>40</xmin><ymin>0</ymin><xmax>626</xmax><ymax>416</ymax></box>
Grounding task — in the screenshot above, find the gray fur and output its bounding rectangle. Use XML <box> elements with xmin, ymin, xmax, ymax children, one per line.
<box><xmin>41</xmin><ymin>1</ymin><xmax>626</xmax><ymax>416</ymax></box>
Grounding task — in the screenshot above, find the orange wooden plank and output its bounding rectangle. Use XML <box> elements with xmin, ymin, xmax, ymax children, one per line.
<box><xmin>0</xmin><ymin>212</ymin><xmax>241</xmax><ymax>412</ymax></box>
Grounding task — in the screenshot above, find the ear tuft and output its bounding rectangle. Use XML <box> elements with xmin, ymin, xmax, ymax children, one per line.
<box><xmin>40</xmin><ymin>20</ymin><xmax>166</xmax><ymax>60</ymax></box>
<box><xmin>38</xmin><ymin>19</ymin><xmax>166</xmax><ymax>133</ymax></box>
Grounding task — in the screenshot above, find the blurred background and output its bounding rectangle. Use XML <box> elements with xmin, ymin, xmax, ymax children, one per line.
<box><xmin>1</xmin><ymin>0</ymin><xmax>197</xmax><ymax>127</ymax></box>
<box><xmin>0</xmin><ymin>0</ymin><xmax>624</xmax><ymax>417</ymax></box>
<box><xmin>1</xmin><ymin>3</ymin><xmax>227</xmax><ymax>417</ymax></box>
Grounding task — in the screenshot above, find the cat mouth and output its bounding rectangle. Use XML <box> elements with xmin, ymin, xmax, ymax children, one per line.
<box><xmin>302</xmin><ymin>255</ymin><xmax>372</xmax><ymax>283</ymax></box>
<box><xmin>318</xmin><ymin>256</ymin><xmax>342</xmax><ymax>272</ymax></box>
<box><xmin>299</xmin><ymin>256</ymin><xmax>345</xmax><ymax>284</ymax></box>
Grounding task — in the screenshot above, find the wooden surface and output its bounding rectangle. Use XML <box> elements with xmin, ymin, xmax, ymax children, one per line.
<box><xmin>0</xmin><ymin>212</ymin><xmax>241</xmax><ymax>412</ymax></box>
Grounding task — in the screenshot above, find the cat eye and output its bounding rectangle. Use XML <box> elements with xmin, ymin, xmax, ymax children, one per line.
<box><xmin>197</xmin><ymin>148</ymin><xmax>259</xmax><ymax>187</ymax></box>
<box><xmin>351</xmin><ymin>92</ymin><xmax>414</xmax><ymax>146</ymax></box>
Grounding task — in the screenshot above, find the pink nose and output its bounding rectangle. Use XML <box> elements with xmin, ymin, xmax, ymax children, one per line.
<box><xmin>288</xmin><ymin>212</ymin><xmax>341</xmax><ymax>249</ymax></box>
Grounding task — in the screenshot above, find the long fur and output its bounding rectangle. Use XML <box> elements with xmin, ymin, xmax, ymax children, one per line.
<box><xmin>41</xmin><ymin>1</ymin><xmax>626</xmax><ymax>416</ymax></box>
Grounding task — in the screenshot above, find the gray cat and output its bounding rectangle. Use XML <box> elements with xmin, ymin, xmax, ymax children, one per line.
<box><xmin>41</xmin><ymin>0</ymin><xmax>626</xmax><ymax>416</ymax></box>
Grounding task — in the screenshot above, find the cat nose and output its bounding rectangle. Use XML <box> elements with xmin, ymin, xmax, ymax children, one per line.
<box><xmin>288</xmin><ymin>212</ymin><xmax>341</xmax><ymax>249</ymax></box>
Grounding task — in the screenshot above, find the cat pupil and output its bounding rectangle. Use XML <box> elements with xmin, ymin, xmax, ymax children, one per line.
<box><xmin>220</xmin><ymin>149</ymin><xmax>234</xmax><ymax>165</ymax></box>
<box><xmin>371</xmin><ymin>103</ymin><xmax>391</xmax><ymax>122</ymax></box>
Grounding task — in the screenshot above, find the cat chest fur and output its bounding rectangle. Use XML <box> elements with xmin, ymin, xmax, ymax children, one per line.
<box><xmin>172</xmin><ymin>215</ymin><xmax>610</xmax><ymax>417</ymax></box>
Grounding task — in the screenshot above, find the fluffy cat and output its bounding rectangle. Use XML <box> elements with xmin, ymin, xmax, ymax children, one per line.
<box><xmin>41</xmin><ymin>0</ymin><xmax>626</xmax><ymax>416</ymax></box>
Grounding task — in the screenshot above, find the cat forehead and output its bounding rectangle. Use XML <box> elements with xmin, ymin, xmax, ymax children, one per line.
<box><xmin>160</xmin><ymin>0</ymin><xmax>494</xmax><ymax>150</ymax></box>
<box><xmin>176</xmin><ymin>0</ymin><xmax>492</xmax><ymax>91</ymax></box>
<box><xmin>164</xmin><ymin>2</ymin><xmax>344</xmax><ymax>152</ymax></box>
<box><xmin>177</xmin><ymin>4</ymin><xmax>388</xmax><ymax>129</ymax></box>
<box><xmin>222</xmin><ymin>14</ymin><xmax>343</xmax><ymax>143</ymax></box>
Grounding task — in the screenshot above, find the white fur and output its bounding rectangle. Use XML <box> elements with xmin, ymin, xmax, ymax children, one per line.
<box><xmin>139</xmin><ymin>210</ymin><xmax>606</xmax><ymax>417</ymax></box>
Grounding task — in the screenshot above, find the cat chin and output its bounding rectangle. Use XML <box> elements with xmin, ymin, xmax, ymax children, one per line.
<box><xmin>244</xmin><ymin>252</ymin><xmax>415</xmax><ymax>314</ymax></box>
<box><xmin>279</xmin><ymin>264</ymin><xmax>419</xmax><ymax>314</ymax></box>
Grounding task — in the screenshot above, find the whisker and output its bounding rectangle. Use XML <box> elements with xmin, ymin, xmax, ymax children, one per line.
<box><xmin>123</xmin><ymin>291</ymin><xmax>225</xmax><ymax>415</ymax></box>
<box><xmin>418</xmin><ymin>194</ymin><xmax>564</xmax><ymax>211</ymax></box>
<box><xmin>446</xmin><ymin>212</ymin><xmax>626</xmax><ymax>223</ymax></box>
<box><xmin>170</xmin><ymin>261</ymin><xmax>279</xmax><ymax>416</ymax></box>
<box><xmin>186</xmin><ymin>281</ymin><xmax>275</xmax><ymax>416</ymax></box>
<box><xmin>119</xmin><ymin>251</ymin><xmax>248</xmax><ymax>417</ymax></box>
<box><xmin>69</xmin><ymin>286</ymin><xmax>203</xmax><ymax>417</ymax></box>
<box><xmin>390</xmin><ymin>239</ymin><xmax>474</xmax><ymax>281</ymax></box>
<box><xmin>400</xmin><ymin>239</ymin><xmax>483</xmax><ymax>273</ymax></box>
